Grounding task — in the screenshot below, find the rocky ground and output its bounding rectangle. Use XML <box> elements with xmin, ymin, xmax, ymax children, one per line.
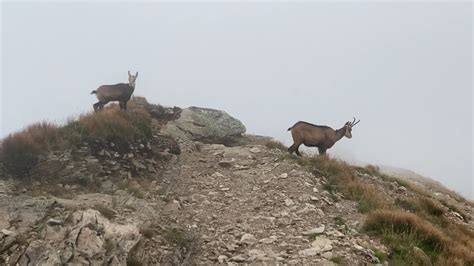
<box><xmin>0</xmin><ymin>99</ymin><xmax>472</xmax><ymax>265</ymax></box>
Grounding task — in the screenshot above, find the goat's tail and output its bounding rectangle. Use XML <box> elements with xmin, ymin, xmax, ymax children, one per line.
<box><xmin>90</xmin><ymin>90</ymin><xmax>97</xmax><ymax>95</ymax></box>
<box><xmin>287</xmin><ymin>126</ymin><xmax>293</xmax><ymax>131</ymax></box>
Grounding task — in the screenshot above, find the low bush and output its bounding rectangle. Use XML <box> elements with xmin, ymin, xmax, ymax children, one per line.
<box><xmin>1</xmin><ymin>105</ymin><xmax>152</xmax><ymax>178</ymax></box>
<box><xmin>0</xmin><ymin>122</ymin><xmax>59</xmax><ymax>177</ymax></box>
<box><xmin>75</xmin><ymin>106</ymin><xmax>152</xmax><ymax>143</ymax></box>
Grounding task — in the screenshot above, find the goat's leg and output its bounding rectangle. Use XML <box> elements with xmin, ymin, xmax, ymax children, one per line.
<box><xmin>93</xmin><ymin>102</ymin><xmax>102</xmax><ymax>112</ymax></box>
<box><xmin>289</xmin><ymin>143</ymin><xmax>303</xmax><ymax>156</ymax></box>
<box><xmin>119</xmin><ymin>101</ymin><xmax>124</xmax><ymax>110</ymax></box>
<box><xmin>295</xmin><ymin>145</ymin><xmax>302</xmax><ymax>156</ymax></box>
<box><xmin>318</xmin><ymin>147</ymin><xmax>327</xmax><ymax>156</ymax></box>
<box><xmin>288</xmin><ymin>143</ymin><xmax>296</xmax><ymax>154</ymax></box>
<box><xmin>123</xmin><ymin>101</ymin><xmax>128</xmax><ymax>111</ymax></box>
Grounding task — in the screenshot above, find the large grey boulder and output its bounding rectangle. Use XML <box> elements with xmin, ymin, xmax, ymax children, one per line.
<box><xmin>161</xmin><ymin>106</ymin><xmax>246</xmax><ymax>144</ymax></box>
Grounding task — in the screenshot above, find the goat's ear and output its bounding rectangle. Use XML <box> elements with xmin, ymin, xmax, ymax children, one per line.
<box><xmin>128</xmin><ymin>70</ymin><xmax>131</xmax><ymax>77</ymax></box>
<box><xmin>135</xmin><ymin>72</ymin><xmax>138</xmax><ymax>78</ymax></box>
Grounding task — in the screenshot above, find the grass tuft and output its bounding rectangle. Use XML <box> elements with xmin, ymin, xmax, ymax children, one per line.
<box><xmin>298</xmin><ymin>156</ymin><xmax>387</xmax><ymax>213</ymax></box>
<box><xmin>264</xmin><ymin>139</ymin><xmax>288</xmax><ymax>152</ymax></box>
<box><xmin>163</xmin><ymin>227</ymin><xmax>192</xmax><ymax>248</ymax></box>
<box><xmin>364</xmin><ymin>209</ymin><xmax>474</xmax><ymax>265</ymax></box>
<box><xmin>329</xmin><ymin>256</ymin><xmax>344</xmax><ymax>264</ymax></box>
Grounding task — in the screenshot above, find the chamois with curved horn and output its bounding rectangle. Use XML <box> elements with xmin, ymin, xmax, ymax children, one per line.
<box><xmin>287</xmin><ymin>117</ymin><xmax>360</xmax><ymax>156</ymax></box>
<box><xmin>91</xmin><ymin>71</ymin><xmax>138</xmax><ymax>112</ymax></box>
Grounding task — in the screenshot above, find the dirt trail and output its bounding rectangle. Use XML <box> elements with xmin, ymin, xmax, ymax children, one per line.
<box><xmin>159</xmin><ymin>142</ymin><xmax>385</xmax><ymax>265</ymax></box>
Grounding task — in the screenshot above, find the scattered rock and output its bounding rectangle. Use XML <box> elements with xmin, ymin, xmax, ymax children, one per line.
<box><xmin>279</xmin><ymin>173</ymin><xmax>288</xmax><ymax>179</ymax></box>
<box><xmin>326</xmin><ymin>229</ymin><xmax>344</xmax><ymax>238</ymax></box>
<box><xmin>218</xmin><ymin>159</ymin><xmax>234</xmax><ymax>168</ymax></box>
<box><xmin>312</xmin><ymin>237</ymin><xmax>333</xmax><ymax>252</ymax></box>
<box><xmin>218</xmin><ymin>255</ymin><xmax>228</xmax><ymax>263</ymax></box>
<box><xmin>397</xmin><ymin>186</ymin><xmax>407</xmax><ymax>193</ymax></box>
<box><xmin>212</xmin><ymin>172</ymin><xmax>224</xmax><ymax>178</ymax></box>
<box><xmin>131</xmin><ymin>159</ymin><xmax>147</xmax><ymax>170</ymax></box>
<box><xmin>299</xmin><ymin>237</ymin><xmax>333</xmax><ymax>257</ymax></box>
<box><xmin>259</xmin><ymin>236</ymin><xmax>278</xmax><ymax>244</ymax></box>
<box><xmin>249</xmin><ymin>249</ymin><xmax>267</xmax><ymax>261</ymax></box>
<box><xmin>46</xmin><ymin>218</ymin><xmax>62</xmax><ymax>226</ymax></box>
<box><xmin>250</xmin><ymin>147</ymin><xmax>261</xmax><ymax>154</ymax></box>
<box><xmin>1</xmin><ymin>229</ymin><xmax>15</xmax><ymax>236</ymax></box>
<box><xmin>322</xmin><ymin>251</ymin><xmax>333</xmax><ymax>259</ymax></box>
<box><xmin>164</xmin><ymin>200</ymin><xmax>181</xmax><ymax>213</ymax></box>
<box><xmin>240</xmin><ymin>233</ymin><xmax>257</xmax><ymax>245</ymax></box>
<box><xmin>284</xmin><ymin>198</ymin><xmax>294</xmax><ymax>207</ymax></box>
<box><xmin>231</xmin><ymin>254</ymin><xmax>247</xmax><ymax>262</ymax></box>
<box><xmin>302</xmin><ymin>225</ymin><xmax>325</xmax><ymax>236</ymax></box>
<box><xmin>310</xmin><ymin>196</ymin><xmax>319</xmax><ymax>201</ymax></box>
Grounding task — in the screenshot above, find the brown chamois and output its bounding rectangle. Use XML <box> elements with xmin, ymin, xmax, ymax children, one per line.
<box><xmin>287</xmin><ymin>117</ymin><xmax>360</xmax><ymax>156</ymax></box>
<box><xmin>91</xmin><ymin>71</ymin><xmax>138</xmax><ymax>112</ymax></box>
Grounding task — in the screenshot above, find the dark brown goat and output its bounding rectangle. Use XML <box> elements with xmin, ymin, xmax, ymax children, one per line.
<box><xmin>91</xmin><ymin>71</ymin><xmax>138</xmax><ymax>112</ymax></box>
<box><xmin>287</xmin><ymin>117</ymin><xmax>360</xmax><ymax>156</ymax></box>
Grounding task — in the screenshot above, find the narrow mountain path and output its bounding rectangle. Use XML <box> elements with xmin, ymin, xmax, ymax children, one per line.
<box><xmin>162</xmin><ymin>142</ymin><xmax>385</xmax><ymax>265</ymax></box>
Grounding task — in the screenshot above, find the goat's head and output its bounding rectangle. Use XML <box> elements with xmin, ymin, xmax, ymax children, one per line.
<box><xmin>128</xmin><ymin>71</ymin><xmax>138</xmax><ymax>87</ymax></box>
<box><xmin>343</xmin><ymin>117</ymin><xmax>360</xmax><ymax>139</ymax></box>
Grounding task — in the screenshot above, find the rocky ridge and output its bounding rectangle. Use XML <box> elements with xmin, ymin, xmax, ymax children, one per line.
<box><xmin>0</xmin><ymin>98</ymin><xmax>472</xmax><ymax>265</ymax></box>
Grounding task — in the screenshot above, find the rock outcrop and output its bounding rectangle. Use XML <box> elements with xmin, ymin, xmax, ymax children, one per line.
<box><xmin>161</xmin><ymin>106</ymin><xmax>246</xmax><ymax>144</ymax></box>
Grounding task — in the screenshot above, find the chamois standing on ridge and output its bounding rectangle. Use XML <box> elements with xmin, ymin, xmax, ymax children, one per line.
<box><xmin>287</xmin><ymin>117</ymin><xmax>360</xmax><ymax>156</ymax></box>
<box><xmin>91</xmin><ymin>71</ymin><xmax>138</xmax><ymax>112</ymax></box>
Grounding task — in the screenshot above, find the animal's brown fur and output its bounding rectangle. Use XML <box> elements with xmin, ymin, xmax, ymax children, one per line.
<box><xmin>287</xmin><ymin>118</ymin><xmax>359</xmax><ymax>156</ymax></box>
<box><xmin>91</xmin><ymin>71</ymin><xmax>138</xmax><ymax>112</ymax></box>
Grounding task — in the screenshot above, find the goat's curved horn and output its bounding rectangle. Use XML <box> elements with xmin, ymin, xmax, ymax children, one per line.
<box><xmin>128</xmin><ymin>70</ymin><xmax>131</xmax><ymax>77</ymax></box>
<box><xmin>135</xmin><ymin>72</ymin><xmax>138</xmax><ymax>77</ymax></box>
<box><xmin>351</xmin><ymin>118</ymin><xmax>360</xmax><ymax>127</ymax></box>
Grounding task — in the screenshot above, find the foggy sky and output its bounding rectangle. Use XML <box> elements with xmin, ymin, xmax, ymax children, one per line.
<box><xmin>1</xmin><ymin>2</ymin><xmax>473</xmax><ymax>198</ymax></box>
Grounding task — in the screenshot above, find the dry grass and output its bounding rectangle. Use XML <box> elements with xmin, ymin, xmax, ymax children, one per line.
<box><xmin>298</xmin><ymin>156</ymin><xmax>388</xmax><ymax>212</ymax></box>
<box><xmin>163</xmin><ymin>227</ymin><xmax>193</xmax><ymax>249</ymax></box>
<box><xmin>264</xmin><ymin>139</ymin><xmax>288</xmax><ymax>152</ymax></box>
<box><xmin>0</xmin><ymin>122</ymin><xmax>60</xmax><ymax>177</ymax></box>
<box><xmin>290</xmin><ymin>155</ymin><xmax>474</xmax><ymax>265</ymax></box>
<box><xmin>1</xmin><ymin>105</ymin><xmax>152</xmax><ymax>178</ymax></box>
<box><xmin>364</xmin><ymin>209</ymin><xmax>474</xmax><ymax>265</ymax></box>
<box><xmin>408</xmin><ymin>197</ymin><xmax>445</xmax><ymax>218</ymax></box>
<box><xmin>362</xmin><ymin>164</ymin><xmax>473</xmax><ymax>209</ymax></box>
<box><xmin>358</xmin><ymin>165</ymin><xmax>432</xmax><ymax>198</ymax></box>
<box><xmin>72</xmin><ymin>105</ymin><xmax>152</xmax><ymax>143</ymax></box>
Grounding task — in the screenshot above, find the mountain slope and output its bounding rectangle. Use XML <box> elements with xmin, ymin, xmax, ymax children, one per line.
<box><xmin>0</xmin><ymin>97</ymin><xmax>472</xmax><ymax>265</ymax></box>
